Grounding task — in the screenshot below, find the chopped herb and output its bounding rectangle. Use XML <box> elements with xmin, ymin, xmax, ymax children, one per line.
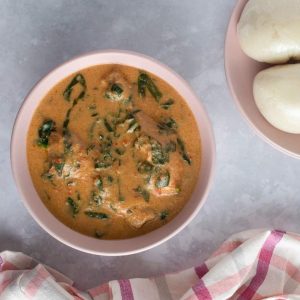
<box><xmin>67</xmin><ymin>197</ymin><xmax>79</xmax><ymax>217</ymax></box>
<box><xmin>63</xmin><ymin>74</ymin><xmax>86</xmax><ymax>102</ymax></box>
<box><xmin>107</xmin><ymin>175</ymin><xmax>114</xmax><ymax>183</ymax></box>
<box><xmin>119</xmin><ymin>195</ymin><xmax>125</xmax><ymax>202</ymax></box>
<box><xmin>95</xmin><ymin>177</ymin><xmax>103</xmax><ymax>191</ymax></box>
<box><xmin>41</xmin><ymin>172</ymin><xmax>54</xmax><ymax>181</ymax></box>
<box><xmin>37</xmin><ymin>120</ymin><xmax>56</xmax><ymax>148</ymax></box>
<box><xmin>85</xmin><ymin>211</ymin><xmax>108</xmax><ymax>219</ymax></box>
<box><xmin>104</xmin><ymin>118</ymin><xmax>114</xmax><ymax>132</ymax></box>
<box><xmin>157</xmin><ymin>118</ymin><xmax>178</xmax><ymax>134</ymax></box>
<box><xmin>165</xmin><ymin>141</ymin><xmax>177</xmax><ymax>152</ymax></box>
<box><xmin>177</xmin><ymin>138</ymin><xmax>191</xmax><ymax>165</ymax></box>
<box><xmin>127</xmin><ymin>109</ymin><xmax>141</xmax><ymax>118</ymax></box>
<box><xmin>138</xmin><ymin>72</ymin><xmax>162</xmax><ymax>102</ymax></box>
<box><xmin>111</xmin><ymin>83</ymin><xmax>123</xmax><ymax>95</ymax></box>
<box><xmin>134</xmin><ymin>186</ymin><xmax>150</xmax><ymax>202</ymax></box>
<box><xmin>91</xmin><ymin>112</ymin><xmax>98</xmax><ymax>117</ymax></box>
<box><xmin>147</xmin><ymin>76</ymin><xmax>162</xmax><ymax>102</ymax></box>
<box><xmin>115</xmin><ymin>148</ymin><xmax>125</xmax><ymax>155</ymax></box>
<box><xmin>53</xmin><ymin>162</ymin><xmax>64</xmax><ymax>176</ymax></box>
<box><xmin>137</xmin><ymin>161</ymin><xmax>153</xmax><ymax>174</ymax></box>
<box><xmin>160</xmin><ymin>99</ymin><xmax>174</xmax><ymax>110</ymax></box>
<box><xmin>95</xmin><ymin>230</ymin><xmax>104</xmax><ymax>238</ymax></box>
<box><xmin>151</xmin><ymin>142</ymin><xmax>169</xmax><ymax>165</ymax></box>
<box><xmin>86</xmin><ymin>144</ymin><xmax>95</xmax><ymax>154</ymax></box>
<box><xmin>155</xmin><ymin>170</ymin><xmax>170</xmax><ymax>188</ymax></box>
<box><xmin>91</xmin><ymin>191</ymin><xmax>102</xmax><ymax>206</ymax></box>
<box><xmin>138</xmin><ymin>73</ymin><xmax>148</xmax><ymax>97</ymax></box>
<box><xmin>160</xmin><ymin>210</ymin><xmax>169</xmax><ymax>220</ymax></box>
<box><xmin>95</xmin><ymin>160</ymin><xmax>112</xmax><ymax>169</ymax></box>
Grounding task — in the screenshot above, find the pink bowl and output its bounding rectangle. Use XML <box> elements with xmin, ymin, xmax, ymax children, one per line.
<box><xmin>225</xmin><ymin>0</ymin><xmax>300</xmax><ymax>159</ymax></box>
<box><xmin>11</xmin><ymin>50</ymin><xmax>216</xmax><ymax>256</ymax></box>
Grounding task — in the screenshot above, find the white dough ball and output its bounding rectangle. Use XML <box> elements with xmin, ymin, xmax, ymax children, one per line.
<box><xmin>254</xmin><ymin>64</ymin><xmax>300</xmax><ymax>134</ymax></box>
<box><xmin>238</xmin><ymin>0</ymin><xmax>300</xmax><ymax>64</ymax></box>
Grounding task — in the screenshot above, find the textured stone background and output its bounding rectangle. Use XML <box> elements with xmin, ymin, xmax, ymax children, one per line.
<box><xmin>1</xmin><ymin>0</ymin><xmax>300</xmax><ymax>290</ymax></box>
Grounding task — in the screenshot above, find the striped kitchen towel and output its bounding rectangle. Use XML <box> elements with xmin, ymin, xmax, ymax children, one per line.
<box><xmin>1</xmin><ymin>229</ymin><xmax>300</xmax><ymax>300</ymax></box>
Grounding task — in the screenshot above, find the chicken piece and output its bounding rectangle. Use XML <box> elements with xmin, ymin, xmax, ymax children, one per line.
<box><xmin>135</xmin><ymin>111</ymin><xmax>175</xmax><ymax>145</ymax></box>
<box><xmin>125</xmin><ymin>206</ymin><xmax>156</xmax><ymax>228</ymax></box>
<box><xmin>45</xmin><ymin>133</ymin><xmax>97</xmax><ymax>184</ymax></box>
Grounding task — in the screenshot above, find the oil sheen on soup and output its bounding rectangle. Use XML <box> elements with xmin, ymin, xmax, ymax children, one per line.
<box><xmin>27</xmin><ymin>64</ymin><xmax>201</xmax><ymax>239</ymax></box>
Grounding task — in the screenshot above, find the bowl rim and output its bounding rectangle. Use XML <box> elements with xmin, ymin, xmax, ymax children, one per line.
<box><xmin>224</xmin><ymin>0</ymin><xmax>300</xmax><ymax>160</ymax></box>
<box><xmin>11</xmin><ymin>49</ymin><xmax>216</xmax><ymax>256</ymax></box>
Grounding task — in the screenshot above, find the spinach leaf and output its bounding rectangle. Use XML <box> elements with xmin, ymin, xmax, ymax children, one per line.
<box><xmin>110</xmin><ymin>83</ymin><xmax>123</xmax><ymax>95</ymax></box>
<box><xmin>95</xmin><ymin>230</ymin><xmax>104</xmax><ymax>238</ymax></box>
<box><xmin>137</xmin><ymin>161</ymin><xmax>153</xmax><ymax>174</ymax></box>
<box><xmin>107</xmin><ymin>175</ymin><xmax>114</xmax><ymax>183</ymax></box>
<box><xmin>95</xmin><ymin>177</ymin><xmax>103</xmax><ymax>191</ymax></box>
<box><xmin>160</xmin><ymin>99</ymin><xmax>174</xmax><ymax>110</ymax></box>
<box><xmin>95</xmin><ymin>160</ymin><xmax>112</xmax><ymax>169</ymax></box>
<box><xmin>177</xmin><ymin>138</ymin><xmax>192</xmax><ymax>165</ymax></box>
<box><xmin>115</xmin><ymin>148</ymin><xmax>125</xmax><ymax>155</ymax></box>
<box><xmin>138</xmin><ymin>72</ymin><xmax>162</xmax><ymax>101</ymax></box>
<box><xmin>151</xmin><ymin>141</ymin><xmax>169</xmax><ymax>165</ymax></box>
<box><xmin>155</xmin><ymin>170</ymin><xmax>170</xmax><ymax>188</ymax></box>
<box><xmin>157</xmin><ymin>118</ymin><xmax>178</xmax><ymax>134</ymax></box>
<box><xmin>160</xmin><ymin>210</ymin><xmax>169</xmax><ymax>220</ymax></box>
<box><xmin>67</xmin><ymin>197</ymin><xmax>79</xmax><ymax>217</ymax></box>
<box><xmin>53</xmin><ymin>161</ymin><xmax>64</xmax><ymax>176</ymax></box>
<box><xmin>91</xmin><ymin>191</ymin><xmax>102</xmax><ymax>206</ymax></box>
<box><xmin>104</xmin><ymin>118</ymin><xmax>114</xmax><ymax>132</ymax></box>
<box><xmin>134</xmin><ymin>186</ymin><xmax>150</xmax><ymax>202</ymax></box>
<box><xmin>138</xmin><ymin>73</ymin><xmax>148</xmax><ymax>97</ymax></box>
<box><xmin>37</xmin><ymin>120</ymin><xmax>56</xmax><ymax>148</ymax></box>
<box><xmin>85</xmin><ymin>211</ymin><xmax>108</xmax><ymax>219</ymax></box>
<box><xmin>63</xmin><ymin>74</ymin><xmax>86</xmax><ymax>102</ymax></box>
<box><xmin>165</xmin><ymin>141</ymin><xmax>177</xmax><ymax>153</ymax></box>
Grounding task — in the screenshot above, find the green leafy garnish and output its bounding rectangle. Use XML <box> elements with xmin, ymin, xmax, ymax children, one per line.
<box><xmin>95</xmin><ymin>160</ymin><xmax>112</xmax><ymax>169</ymax></box>
<box><xmin>138</xmin><ymin>72</ymin><xmax>162</xmax><ymax>101</ymax></box>
<box><xmin>85</xmin><ymin>211</ymin><xmax>109</xmax><ymax>219</ymax></box>
<box><xmin>104</xmin><ymin>118</ymin><xmax>114</xmax><ymax>132</ymax></box>
<box><xmin>95</xmin><ymin>177</ymin><xmax>103</xmax><ymax>191</ymax></box>
<box><xmin>111</xmin><ymin>83</ymin><xmax>123</xmax><ymax>95</ymax></box>
<box><xmin>67</xmin><ymin>197</ymin><xmax>79</xmax><ymax>217</ymax></box>
<box><xmin>160</xmin><ymin>99</ymin><xmax>174</xmax><ymax>110</ymax></box>
<box><xmin>53</xmin><ymin>162</ymin><xmax>64</xmax><ymax>176</ymax></box>
<box><xmin>177</xmin><ymin>138</ymin><xmax>191</xmax><ymax>165</ymax></box>
<box><xmin>107</xmin><ymin>175</ymin><xmax>114</xmax><ymax>183</ymax></box>
<box><xmin>137</xmin><ymin>161</ymin><xmax>153</xmax><ymax>174</ymax></box>
<box><xmin>155</xmin><ymin>170</ymin><xmax>170</xmax><ymax>188</ymax></box>
<box><xmin>95</xmin><ymin>230</ymin><xmax>104</xmax><ymax>238</ymax></box>
<box><xmin>86</xmin><ymin>144</ymin><xmax>95</xmax><ymax>154</ymax></box>
<box><xmin>157</xmin><ymin>118</ymin><xmax>178</xmax><ymax>134</ymax></box>
<box><xmin>63</xmin><ymin>74</ymin><xmax>86</xmax><ymax>102</ymax></box>
<box><xmin>37</xmin><ymin>120</ymin><xmax>56</xmax><ymax>148</ymax></box>
<box><xmin>165</xmin><ymin>141</ymin><xmax>177</xmax><ymax>153</ymax></box>
<box><xmin>91</xmin><ymin>191</ymin><xmax>102</xmax><ymax>206</ymax></box>
<box><xmin>151</xmin><ymin>141</ymin><xmax>169</xmax><ymax>165</ymax></box>
<box><xmin>160</xmin><ymin>210</ymin><xmax>169</xmax><ymax>220</ymax></box>
<box><xmin>134</xmin><ymin>186</ymin><xmax>150</xmax><ymax>202</ymax></box>
<box><xmin>114</xmin><ymin>148</ymin><xmax>125</xmax><ymax>155</ymax></box>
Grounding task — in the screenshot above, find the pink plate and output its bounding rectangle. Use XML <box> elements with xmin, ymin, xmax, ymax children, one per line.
<box><xmin>11</xmin><ymin>50</ymin><xmax>216</xmax><ymax>256</ymax></box>
<box><xmin>225</xmin><ymin>0</ymin><xmax>300</xmax><ymax>159</ymax></box>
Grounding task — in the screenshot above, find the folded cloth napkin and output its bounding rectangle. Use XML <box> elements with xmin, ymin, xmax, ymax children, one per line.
<box><xmin>1</xmin><ymin>229</ymin><xmax>300</xmax><ymax>300</ymax></box>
